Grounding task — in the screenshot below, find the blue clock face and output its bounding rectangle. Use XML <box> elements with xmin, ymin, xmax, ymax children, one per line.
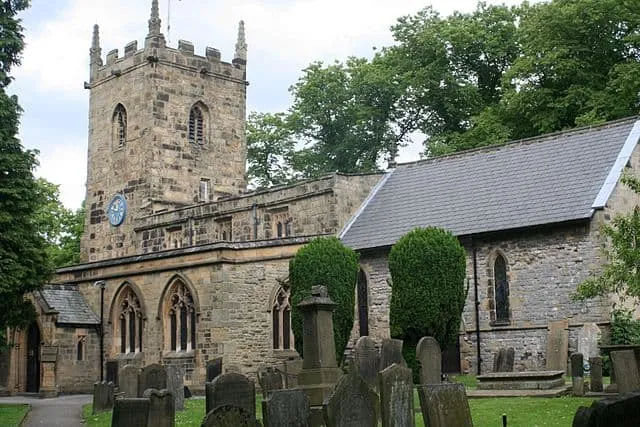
<box><xmin>107</xmin><ymin>194</ymin><xmax>127</xmax><ymax>226</ymax></box>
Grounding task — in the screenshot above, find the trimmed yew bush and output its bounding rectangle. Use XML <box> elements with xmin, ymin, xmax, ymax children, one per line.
<box><xmin>389</xmin><ymin>227</ymin><xmax>467</xmax><ymax>381</ymax></box>
<box><xmin>289</xmin><ymin>236</ymin><xmax>359</xmax><ymax>363</ymax></box>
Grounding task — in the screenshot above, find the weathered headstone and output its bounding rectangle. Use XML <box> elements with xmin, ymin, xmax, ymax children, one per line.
<box><xmin>323</xmin><ymin>371</ymin><xmax>378</xmax><ymax>427</ymax></box>
<box><xmin>138</xmin><ymin>363</ymin><xmax>167</xmax><ymax>397</ymax></box>
<box><xmin>354</xmin><ymin>336</ymin><xmax>379</xmax><ymax>390</ymax></box>
<box><xmin>201</xmin><ymin>405</ymin><xmax>256</xmax><ymax>427</ymax></box>
<box><xmin>417</xmin><ymin>384</ymin><xmax>473</xmax><ymax>427</ymax></box>
<box><xmin>492</xmin><ymin>347</ymin><xmax>515</xmax><ymax>373</ymax></box>
<box><xmin>106</xmin><ymin>361</ymin><xmax>119</xmax><ymax>387</ymax></box>
<box><xmin>262</xmin><ymin>389</ymin><xmax>311</xmax><ymax>427</ymax></box>
<box><xmin>590</xmin><ymin>356</ymin><xmax>603</xmax><ymax>393</ymax></box>
<box><xmin>92</xmin><ymin>381</ymin><xmax>115</xmax><ymax>414</ymax></box>
<box><xmin>572</xmin><ymin>391</ymin><xmax>640</xmax><ymax>427</ymax></box>
<box><xmin>205</xmin><ymin>372</ymin><xmax>256</xmax><ymax>419</ymax></box>
<box><xmin>283</xmin><ymin>359</ymin><xmax>303</xmax><ymax>388</ymax></box>
<box><xmin>166</xmin><ymin>365</ymin><xmax>185</xmax><ymax>411</ymax></box>
<box><xmin>118</xmin><ymin>364</ymin><xmax>139</xmax><ymax>398</ymax></box>
<box><xmin>378</xmin><ymin>363</ymin><xmax>415</xmax><ymax>427</ymax></box>
<box><xmin>206</xmin><ymin>357</ymin><xmax>223</xmax><ymax>382</ymax></box>
<box><xmin>111</xmin><ymin>398</ymin><xmax>149</xmax><ymax>427</ymax></box>
<box><xmin>577</xmin><ymin>323</ymin><xmax>601</xmax><ymax>362</ymax></box>
<box><xmin>416</xmin><ymin>336</ymin><xmax>441</xmax><ymax>384</ymax></box>
<box><xmin>380</xmin><ymin>338</ymin><xmax>405</xmax><ymax>371</ymax></box>
<box><xmin>610</xmin><ymin>350</ymin><xmax>640</xmax><ymax>393</ymax></box>
<box><xmin>546</xmin><ymin>319</ymin><xmax>569</xmax><ymax>372</ymax></box>
<box><xmin>258</xmin><ymin>366</ymin><xmax>284</xmax><ymax>399</ymax></box>
<box><xmin>143</xmin><ymin>388</ymin><xmax>175</xmax><ymax>427</ymax></box>
<box><xmin>571</xmin><ymin>353</ymin><xmax>585</xmax><ymax>396</ymax></box>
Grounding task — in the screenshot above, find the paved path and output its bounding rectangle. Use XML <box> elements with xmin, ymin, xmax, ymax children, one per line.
<box><xmin>0</xmin><ymin>394</ymin><xmax>91</xmax><ymax>426</ymax></box>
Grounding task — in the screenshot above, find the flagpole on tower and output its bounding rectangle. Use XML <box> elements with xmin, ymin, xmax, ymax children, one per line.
<box><xmin>167</xmin><ymin>0</ymin><xmax>172</xmax><ymax>44</ymax></box>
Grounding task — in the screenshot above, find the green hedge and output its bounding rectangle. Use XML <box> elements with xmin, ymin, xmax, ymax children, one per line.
<box><xmin>389</xmin><ymin>227</ymin><xmax>466</xmax><ymax>381</ymax></box>
<box><xmin>289</xmin><ymin>236</ymin><xmax>359</xmax><ymax>363</ymax></box>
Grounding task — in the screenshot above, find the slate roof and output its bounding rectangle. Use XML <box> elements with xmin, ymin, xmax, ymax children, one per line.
<box><xmin>341</xmin><ymin>118</ymin><xmax>640</xmax><ymax>250</ymax></box>
<box><xmin>38</xmin><ymin>284</ymin><xmax>100</xmax><ymax>325</ymax></box>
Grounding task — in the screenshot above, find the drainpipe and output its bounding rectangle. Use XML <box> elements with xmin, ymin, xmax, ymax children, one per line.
<box><xmin>472</xmin><ymin>240</ymin><xmax>482</xmax><ymax>375</ymax></box>
<box><xmin>94</xmin><ymin>280</ymin><xmax>106</xmax><ymax>382</ymax></box>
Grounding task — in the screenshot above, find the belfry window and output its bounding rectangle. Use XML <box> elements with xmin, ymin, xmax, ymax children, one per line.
<box><xmin>188</xmin><ymin>104</ymin><xmax>205</xmax><ymax>144</ymax></box>
<box><xmin>164</xmin><ymin>280</ymin><xmax>197</xmax><ymax>352</ymax></box>
<box><xmin>272</xmin><ymin>286</ymin><xmax>294</xmax><ymax>350</ymax></box>
<box><xmin>113</xmin><ymin>104</ymin><xmax>127</xmax><ymax>148</ymax></box>
<box><xmin>114</xmin><ymin>286</ymin><xmax>144</xmax><ymax>354</ymax></box>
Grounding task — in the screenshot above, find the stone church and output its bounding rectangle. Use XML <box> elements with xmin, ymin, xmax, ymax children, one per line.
<box><xmin>1</xmin><ymin>0</ymin><xmax>638</xmax><ymax>396</ymax></box>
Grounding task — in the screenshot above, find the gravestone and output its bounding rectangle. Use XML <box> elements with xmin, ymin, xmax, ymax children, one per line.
<box><xmin>258</xmin><ymin>366</ymin><xmax>284</xmax><ymax>399</ymax></box>
<box><xmin>201</xmin><ymin>405</ymin><xmax>256</xmax><ymax>427</ymax></box>
<box><xmin>106</xmin><ymin>361</ymin><xmax>119</xmax><ymax>387</ymax></box>
<box><xmin>283</xmin><ymin>359</ymin><xmax>303</xmax><ymax>388</ymax></box>
<box><xmin>205</xmin><ymin>372</ymin><xmax>256</xmax><ymax>419</ymax></box>
<box><xmin>546</xmin><ymin>319</ymin><xmax>569</xmax><ymax>372</ymax></box>
<box><xmin>111</xmin><ymin>398</ymin><xmax>150</xmax><ymax>427</ymax></box>
<box><xmin>416</xmin><ymin>336</ymin><xmax>441</xmax><ymax>384</ymax></box>
<box><xmin>610</xmin><ymin>350</ymin><xmax>640</xmax><ymax>393</ymax></box>
<box><xmin>119</xmin><ymin>364</ymin><xmax>139</xmax><ymax>398</ymax></box>
<box><xmin>378</xmin><ymin>363</ymin><xmax>415</xmax><ymax>427</ymax></box>
<box><xmin>166</xmin><ymin>365</ymin><xmax>185</xmax><ymax>411</ymax></box>
<box><xmin>262</xmin><ymin>389</ymin><xmax>311</xmax><ymax>427</ymax></box>
<box><xmin>572</xmin><ymin>391</ymin><xmax>640</xmax><ymax>427</ymax></box>
<box><xmin>354</xmin><ymin>336</ymin><xmax>379</xmax><ymax>390</ymax></box>
<box><xmin>492</xmin><ymin>347</ymin><xmax>515</xmax><ymax>373</ymax></box>
<box><xmin>206</xmin><ymin>357</ymin><xmax>223</xmax><ymax>382</ymax></box>
<box><xmin>380</xmin><ymin>338</ymin><xmax>405</xmax><ymax>371</ymax></box>
<box><xmin>589</xmin><ymin>356</ymin><xmax>603</xmax><ymax>393</ymax></box>
<box><xmin>571</xmin><ymin>353</ymin><xmax>585</xmax><ymax>396</ymax></box>
<box><xmin>143</xmin><ymin>388</ymin><xmax>175</xmax><ymax>427</ymax></box>
<box><xmin>92</xmin><ymin>381</ymin><xmax>115</xmax><ymax>414</ymax></box>
<box><xmin>417</xmin><ymin>384</ymin><xmax>473</xmax><ymax>427</ymax></box>
<box><xmin>577</xmin><ymin>323</ymin><xmax>601</xmax><ymax>362</ymax></box>
<box><xmin>138</xmin><ymin>363</ymin><xmax>167</xmax><ymax>397</ymax></box>
<box><xmin>323</xmin><ymin>371</ymin><xmax>378</xmax><ymax>427</ymax></box>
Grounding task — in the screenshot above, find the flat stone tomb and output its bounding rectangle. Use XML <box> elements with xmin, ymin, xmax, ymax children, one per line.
<box><xmin>477</xmin><ymin>370</ymin><xmax>565</xmax><ymax>390</ymax></box>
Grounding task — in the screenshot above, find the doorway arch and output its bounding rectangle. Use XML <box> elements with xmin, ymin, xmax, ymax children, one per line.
<box><xmin>26</xmin><ymin>322</ymin><xmax>40</xmax><ymax>393</ymax></box>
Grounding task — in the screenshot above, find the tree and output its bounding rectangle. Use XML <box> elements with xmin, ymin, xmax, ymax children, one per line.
<box><xmin>0</xmin><ymin>0</ymin><xmax>50</xmax><ymax>344</ymax></box>
<box><xmin>289</xmin><ymin>236</ymin><xmax>359</xmax><ymax>363</ymax></box>
<box><xmin>388</xmin><ymin>227</ymin><xmax>467</xmax><ymax>381</ymax></box>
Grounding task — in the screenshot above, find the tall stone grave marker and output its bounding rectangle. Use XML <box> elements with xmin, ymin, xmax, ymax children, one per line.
<box><xmin>610</xmin><ymin>350</ymin><xmax>640</xmax><ymax>393</ymax></box>
<box><xmin>92</xmin><ymin>381</ymin><xmax>115</xmax><ymax>414</ymax></box>
<box><xmin>143</xmin><ymin>388</ymin><xmax>175</xmax><ymax>427</ymax></box>
<box><xmin>323</xmin><ymin>371</ymin><xmax>378</xmax><ymax>427</ymax></box>
<box><xmin>119</xmin><ymin>364</ymin><xmax>139</xmax><ymax>398</ymax></box>
<box><xmin>416</xmin><ymin>336</ymin><xmax>441</xmax><ymax>384</ymax></box>
<box><xmin>577</xmin><ymin>323</ymin><xmax>601</xmax><ymax>361</ymax></box>
<box><xmin>571</xmin><ymin>353</ymin><xmax>585</xmax><ymax>396</ymax></box>
<box><xmin>201</xmin><ymin>405</ymin><xmax>256</xmax><ymax>427</ymax></box>
<box><xmin>258</xmin><ymin>366</ymin><xmax>284</xmax><ymax>399</ymax></box>
<box><xmin>166</xmin><ymin>365</ymin><xmax>185</xmax><ymax>411</ymax></box>
<box><xmin>417</xmin><ymin>384</ymin><xmax>473</xmax><ymax>427</ymax></box>
<box><xmin>138</xmin><ymin>363</ymin><xmax>167</xmax><ymax>397</ymax></box>
<box><xmin>263</xmin><ymin>389</ymin><xmax>311</xmax><ymax>427</ymax></box>
<box><xmin>106</xmin><ymin>361</ymin><xmax>119</xmax><ymax>387</ymax></box>
<box><xmin>589</xmin><ymin>356</ymin><xmax>603</xmax><ymax>392</ymax></box>
<box><xmin>354</xmin><ymin>336</ymin><xmax>379</xmax><ymax>390</ymax></box>
<box><xmin>378</xmin><ymin>363</ymin><xmax>415</xmax><ymax>427</ymax></box>
<box><xmin>111</xmin><ymin>398</ymin><xmax>150</xmax><ymax>427</ymax></box>
<box><xmin>283</xmin><ymin>359</ymin><xmax>303</xmax><ymax>388</ymax></box>
<box><xmin>492</xmin><ymin>347</ymin><xmax>515</xmax><ymax>372</ymax></box>
<box><xmin>205</xmin><ymin>372</ymin><xmax>256</xmax><ymax>419</ymax></box>
<box><xmin>546</xmin><ymin>319</ymin><xmax>569</xmax><ymax>372</ymax></box>
<box><xmin>206</xmin><ymin>357</ymin><xmax>223</xmax><ymax>382</ymax></box>
<box><xmin>380</xmin><ymin>339</ymin><xmax>405</xmax><ymax>371</ymax></box>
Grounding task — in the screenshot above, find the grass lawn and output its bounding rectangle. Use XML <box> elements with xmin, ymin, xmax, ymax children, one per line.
<box><xmin>83</xmin><ymin>394</ymin><xmax>594</xmax><ymax>427</ymax></box>
<box><xmin>0</xmin><ymin>403</ymin><xmax>30</xmax><ymax>427</ymax></box>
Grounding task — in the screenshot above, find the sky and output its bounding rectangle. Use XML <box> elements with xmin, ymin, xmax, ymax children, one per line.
<box><xmin>11</xmin><ymin>0</ymin><xmax>529</xmax><ymax>209</ymax></box>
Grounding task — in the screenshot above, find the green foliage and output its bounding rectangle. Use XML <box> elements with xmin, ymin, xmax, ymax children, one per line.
<box><xmin>610</xmin><ymin>309</ymin><xmax>640</xmax><ymax>346</ymax></box>
<box><xmin>389</xmin><ymin>227</ymin><xmax>466</xmax><ymax>381</ymax></box>
<box><xmin>289</xmin><ymin>237</ymin><xmax>359</xmax><ymax>363</ymax></box>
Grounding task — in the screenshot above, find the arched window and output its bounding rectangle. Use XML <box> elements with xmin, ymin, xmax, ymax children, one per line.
<box><xmin>77</xmin><ymin>336</ymin><xmax>86</xmax><ymax>361</ymax></box>
<box><xmin>494</xmin><ymin>254</ymin><xmax>510</xmax><ymax>323</ymax></box>
<box><xmin>114</xmin><ymin>286</ymin><xmax>143</xmax><ymax>354</ymax></box>
<box><xmin>357</xmin><ymin>268</ymin><xmax>369</xmax><ymax>336</ymax></box>
<box><xmin>188</xmin><ymin>103</ymin><xmax>206</xmax><ymax>144</ymax></box>
<box><xmin>164</xmin><ymin>280</ymin><xmax>197</xmax><ymax>352</ymax></box>
<box><xmin>113</xmin><ymin>104</ymin><xmax>127</xmax><ymax>148</ymax></box>
<box><xmin>272</xmin><ymin>286</ymin><xmax>294</xmax><ymax>350</ymax></box>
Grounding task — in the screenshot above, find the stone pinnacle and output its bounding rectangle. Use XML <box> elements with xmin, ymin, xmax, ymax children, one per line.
<box><xmin>148</xmin><ymin>0</ymin><xmax>161</xmax><ymax>35</ymax></box>
<box><xmin>234</xmin><ymin>20</ymin><xmax>247</xmax><ymax>61</ymax></box>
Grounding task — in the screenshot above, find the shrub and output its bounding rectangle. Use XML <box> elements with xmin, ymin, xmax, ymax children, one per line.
<box><xmin>389</xmin><ymin>227</ymin><xmax>467</xmax><ymax>381</ymax></box>
<box><xmin>289</xmin><ymin>236</ymin><xmax>359</xmax><ymax>363</ymax></box>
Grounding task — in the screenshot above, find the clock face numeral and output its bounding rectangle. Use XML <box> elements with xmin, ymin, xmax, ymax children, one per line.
<box><xmin>107</xmin><ymin>194</ymin><xmax>127</xmax><ymax>226</ymax></box>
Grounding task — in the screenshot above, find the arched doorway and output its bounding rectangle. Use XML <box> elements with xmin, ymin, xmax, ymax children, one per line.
<box><xmin>26</xmin><ymin>323</ymin><xmax>40</xmax><ymax>393</ymax></box>
<box><xmin>357</xmin><ymin>269</ymin><xmax>369</xmax><ymax>336</ymax></box>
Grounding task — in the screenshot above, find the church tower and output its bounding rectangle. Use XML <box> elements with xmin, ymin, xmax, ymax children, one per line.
<box><xmin>81</xmin><ymin>1</ymin><xmax>248</xmax><ymax>262</ymax></box>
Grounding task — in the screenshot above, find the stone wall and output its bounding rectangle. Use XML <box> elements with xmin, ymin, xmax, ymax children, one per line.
<box><xmin>54</xmin><ymin>327</ymin><xmax>100</xmax><ymax>394</ymax></box>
